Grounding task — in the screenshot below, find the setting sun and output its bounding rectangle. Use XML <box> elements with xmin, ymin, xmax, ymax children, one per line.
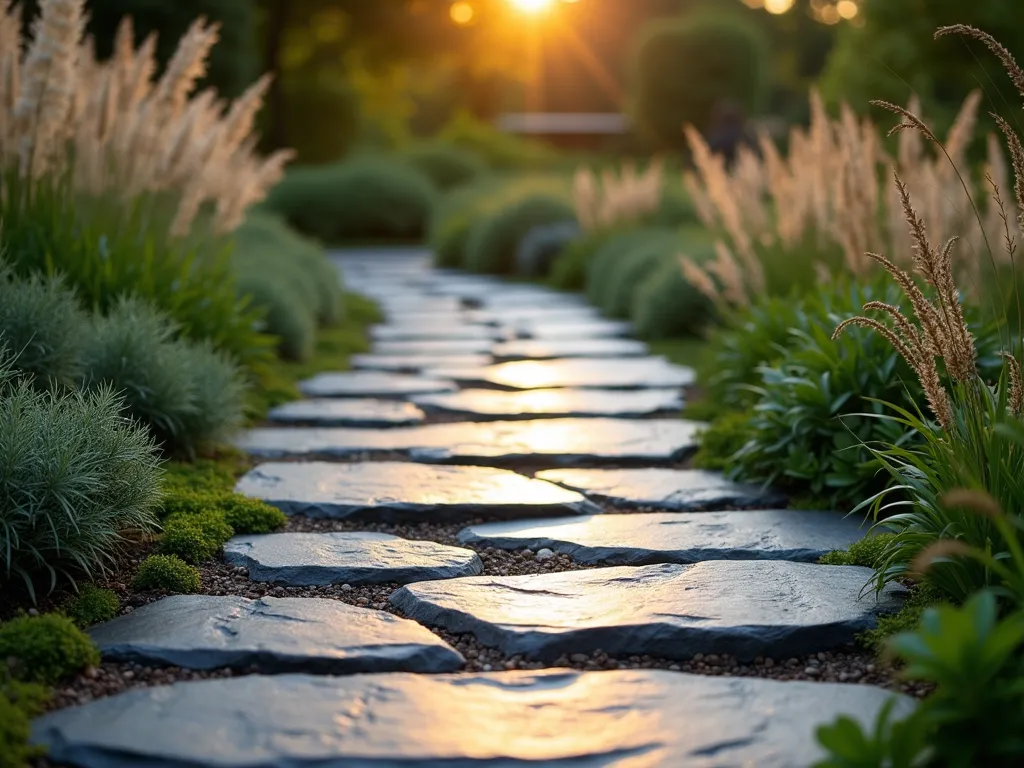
<box><xmin>508</xmin><ymin>0</ymin><xmax>555</xmax><ymax>14</ymax></box>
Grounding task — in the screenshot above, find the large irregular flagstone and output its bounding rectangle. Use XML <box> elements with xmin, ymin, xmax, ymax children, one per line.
<box><xmin>391</xmin><ymin>561</ymin><xmax>903</xmax><ymax>662</ymax></box>
<box><xmin>411</xmin><ymin>388</ymin><xmax>684</xmax><ymax>420</ymax></box>
<box><xmin>236</xmin><ymin>418</ymin><xmax>704</xmax><ymax>466</ymax></box>
<box><xmin>468</xmin><ymin>306</ymin><xmax>603</xmax><ymax>325</ymax></box>
<box><xmin>32</xmin><ymin>670</ymin><xmax>913</xmax><ymax>768</ymax></box>
<box><xmin>492</xmin><ymin>337</ymin><xmax>649</xmax><ymax>361</ymax></box>
<box><xmin>373</xmin><ymin>338</ymin><xmax>495</xmax><ymax>356</ymax></box>
<box><xmin>235</xmin><ymin>462</ymin><xmax>600</xmax><ymax>521</ymax></box>
<box><xmin>267</xmin><ymin>398</ymin><xmax>425</xmax><ymax>427</ymax></box>
<box><xmin>298</xmin><ymin>371</ymin><xmax>457</xmax><ymax>398</ymax></box>
<box><xmin>536</xmin><ymin>467</ymin><xmax>787</xmax><ymax>510</ymax></box>
<box><xmin>224</xmin><ymin>531</ymin><xmax>483</xmax><ymax>586</ymax></box>
<box><xmin>429</xmin><ymin>357</ymin><xmax>696</xmax><ymax>390</ymax></box>
<box><xmin>457</xmin><ymin>510</ymin><xmax>866</xmax><ymax>565</ymax></box>
<box><xmin>350</xmin><ymin>353</ymin><xmax>493</xmax><ymax>374</ymax></box>
<box><xmin>512</xmin><ymin>319</ymin><xmax>633</xmax><ymax>340</ymax></box>
<box><xmin>370</xmin><ymin>323</ymin><xmax>497</xmax><ymax>342</ymax></box>
<box><xmin>89</xmin><ymin>595</ymin><xmax>463</xmax><ymax>674</ymax></box>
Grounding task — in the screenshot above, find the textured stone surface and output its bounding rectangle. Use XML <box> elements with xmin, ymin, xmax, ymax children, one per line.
<box><xmin>373</xmin><ymin>339</ymin><xmax>495</xmax><ymax>356</ymax></box>
<box><xmin>492</xmin><ymin>337</ymin><xmax>648</xmax><ymax>361</ymax></box>
<box><xmin>458</xmin><ymin>510</ymin><xmax>866</xmax><ymax>565</ymax></box>
<box><xmin>351</xmin><ymin>353</ymin><xmax>492</xmax><ymax>373</ymax></box>
<box><xmin>370</xmin><ymin>324</ymin><xmax>496</xmax><ymax>342</ymax></box>
<box><xmin>391</xmin><ymin>561</ymin><xmax>903</xmax><ymax>661</ymax></box>
<box><xmin>298</xmin><ymin>371</ymin><xmax>457</xmax><ymax>398</ymax></box>
<box><xmin>429</xmin><ymin>358</ymin><xmax>696</xmax><ymax>390</ymax></box>
<box><xmin>267</xmin><ymin>398</ymin><xmax>425</xmax><ymax>427</ymax></box>
<box><xmin>236</xmin><ymin>418</ymin><xmax>704</xmax><ymax>466</ymax></box>
<box><xmin>536</xmin><ymin>468</ymin><xmax>788</xmax><ymax>510</ymax></box>
<box><xmin>513</xmin><ymin>319</ymin><xmax>633</xmax><ymax>340</ymax></box>
<box><xmin>468</xmin><ymin>306</ymin><xmax>601</xmax><ymax>325</ymax></box>
<box><xmin>412</xmin><ymin>388</ymin><xmax>684</xmax><ymax>420</ymax></box>
<box><xmin>224</xmin><ymin>531</ymin><xmax>483</xmax><ymax>586</ymax></box>
<box><xmin>236</xmin><ymin>462</ymin><xmax>599</xmax><ymax>521</ymax></box>
<box><xmin>33</xmin><ymin>670</ymin><xmax>913</xmax><ymax>768</ymax></box>
<box><xmin>90</xmin><ymin>595</ymin><xmax>463</xmax><ymax>673</ymax></box>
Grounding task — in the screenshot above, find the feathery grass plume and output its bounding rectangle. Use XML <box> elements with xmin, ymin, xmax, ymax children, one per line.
<box><xmin>940</xmin><ymin>489</ymin><xmax>1004</xmax><ymax>520</ymax></box>
<box><xmin>909</xmin><ymin>539</ymin><xmax>973</xmax><ymax>579</ymax></box>
<box><xmin>572</xmin><ymin>159</ymin><xmax>664</xmax><ymax>232</ymax></box>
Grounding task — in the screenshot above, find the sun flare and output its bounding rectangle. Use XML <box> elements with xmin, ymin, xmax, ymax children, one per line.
<box><xmin>508</xmin><ymin>0</ymin><xmax>555</xmax><ymax>14</ymax></box>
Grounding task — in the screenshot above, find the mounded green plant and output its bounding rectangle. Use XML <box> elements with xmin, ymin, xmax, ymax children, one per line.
<box><xmin>265</xmin><ymin>157</ymin><xmax>438</xmax><ymax>243</ymax></box>
<box><xmin>819</xmin><ymin>534</ymin><xmax>897</xmax><ymax>568</ymax></box>
<box><xmin>0</xmin><ymin>676</ymin><xmax>48</xmax><ymax>768</ymax></box>
<box><xmin>0</xmin><ymin>266</ymin><xmax>87</xmax><ymax>390</ymax></box>
<box><xmin>586</xmin><ymin>228</ymin><xmax>678</xmax><ymax>317</ymax></box>
<box><xmin>162</xmin><ymin>490</ymin><xmax>286</xmax><ymax>535</ymax></box>
<box><xmin>548</xmin><ymin>227</ymin><xmax>624</xmax><ymax>291</ymax></box>
<box><xmin>465</xmin><ymin>194</ymin><xmax>576</xmax><ymax>275</ymax></box>
<box><xmin>81</xmin><ymin>297</ymin><xmax>248</xmax><ymax>457</ymax></box>
<box><xmin>401</xmin><ymin>142</ymin><xmax>487</xmax><ymax>190</ymax></box>
<box><xmin>159</xmin><ymin>510</ymin><xmax>234</xmax><ymax>564</ymax></box>
<box><xmin>234</xmin><ymin>274</ymin><xmax>316</xmax><ymax>362</ymax></box>
<box><xmin>63</xmin><ymin>585</ymin><xmax>121</xmax><ymax>628</ymax></box>
<box><xmin>132</xmin><ymin>554</ymin><xmax>202</xmax><ymax>594</ymax></box>
<box><xmin>630</xmin><ymin>239</ymin><xmax>717</xmax><ymax>339</ymax></box>
<box><xmin>0</xmin><ymin>613</ymin><xmax>99</xmax><ymax>685</ymax></box>
<box><xmin>0</xmin><ymin>351</ymin><xmax>162</xmax><ymax>598</ymax></box>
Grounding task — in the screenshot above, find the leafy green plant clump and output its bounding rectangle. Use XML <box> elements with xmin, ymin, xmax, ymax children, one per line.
<box><xmin>630</xmin><ymin>234</ymin><xmax>717</xmax><ymax>340</ymax></box>
<box><xmin>465</xmin><ymin>194</ymin><xmax>576</xmax><ymax>275</ymax></box>
<box><xmin>265</xmin><ymin>157</ymin><xmax>438</xmax><ymax>243</ymax></box>
<box><xmin>0</xmin><ymin>352</ymin><xmax>162</xmax><ymax>597</ymax></box>
<box><xmin>159</xmin><ymin>510</ymin><xmax>234</xmax><ymax>564</ymax></box>
<box><xmin>0</xmin><ymin>677</ymin><xmax>48</xmax><ymax>768</ymax></box>
<box><xmin>0</xmin><ymin>613</ymin><xmax>99</xmax><ymax>685</ymax></box>
<box><xmin>63</xmin><ymin>585</ymin><xmax>121</xmax><ymax>628</ymax></box>
<box><xmin>818</xmin><ymin>534</ymin><xmax>896</xmax><ymax>569</ymax></box>
<box><xmin>132</xmin><ymin>555</ymin><xmax>202</xmax><ymax>594</ymax></box>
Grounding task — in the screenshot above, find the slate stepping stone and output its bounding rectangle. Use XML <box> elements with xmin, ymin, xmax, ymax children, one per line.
<box><xmin>391</xmin><ymin>561</ymin><xmax>903</xmax><ymax>661</ymax></box>
<box><xmin>411</xmin><ymin>388</ymin><xmax>684</xmax><ymax>420</ymax></box>
<box><xmin>492</xmin><ymin>337</ymin><xmax>648</xmax><ymax>361</ymax></box>
<box><xmin>370</xmin><ymin>324</ymin><xmax>496</xmax><ymax>342</ymax></box>
<box><xmin>429</xmin><ymin>357</ymin><xmax>696</xmax><ymax>390</ymax></box>
<box><xmin>536</xmin><ymin>467</ymin><xmax>788</xmax><ymax>511</ymax></box>
<box><xmin>33</xmin><ymin>669</ymin><xmax>911</xmax><ymax>768</ymax></box>
<box><xmin>235</xmin><ymin>462</ymin><xmax>600</xmax><ymax>521</ymax></box>
<box><xmin>458</xmin><ymin>510</ymin><xmax>867</xmax><ymax>565</ymax></box>
<box><xmin>267</xmin><ymin>398</ymin><xmax>425</xmax><ymax>427</ymax></box>
<box><xmin>89</xmin><ymin>595</ymin><xmax>463</xmax><ymax>674</ymax></box>
<box><xmin>373</xmin><ymin>339</ymin><xmax>495</xmax><ymax>356</ymax></box>
<box><xmin>236</xmin><ymin>418</ymin><xmax>704</xmax><ymax>466</ymax></box>
<box><xmin>351</xmin><ymin>353</ymin><xmax>493</xmax><ymax>373</ymax></box>
<box><xmin>469</xmin><ymin>306</ymin><xmax>603</xmax><ymax>325</ymax></box>
<box><xmin>513</xmin><ymin>319</ymin><xmax>633</xmax><ymax>340</ymax></box>
<box><xmin>298</xmin><ymin>371</ymin><xmax>457</xmax><ymax>399</ymax></box>
<box><xmin>224</xmin><ymin>531</ymin><xmax>483</xmax><ymax>586</ymax></box>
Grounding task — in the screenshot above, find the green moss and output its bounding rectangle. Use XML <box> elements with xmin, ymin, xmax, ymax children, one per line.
<box><xmin>857</xmin><ymin>584</ymin><xmax>943</xmax><ymax>655</ymax></box>
<box><xmin>159</xmin><ymin>511</ymin><xmax>234</xmax><ymax>564</ymax></box>
<box><xmin>691</xmin><ymin>411</ymin><xmax>754</xmax><ymax>471</ymax></box>
<box><xmin>63</xmin><ymin>585</ymin><xmax>120</xmax><ymax>628</ymax></box>
<box><xmin>818</xmin><ymin>533</ymin><xmax>897</xmax><ymax>569</ymax></box>
<box><xmin>221</xmin><ymin>497</ymin><xmax>286</xmax><ymax>535</ymax></box>
<box><xmin>162</xmin><ymin>451</ymin><xmax>251</xmax><ymax>498</ymax></box>
<box><xmin>132</xmin><ymin>555</ymin><xmax>202</xmax><ymax>594</ymax></box>
<box><xmin>0</xmin><ymin>678</ymin><xmax>48</xmax><ymax>768</ymax></box>
<box><xmin>0</xmin><ymin>614</ymin><xmax>99</xmax><ymax>685</ymax></box>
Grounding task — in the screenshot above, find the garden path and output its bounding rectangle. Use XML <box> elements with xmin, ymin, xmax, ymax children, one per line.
<box><xmin>34</xmin><ymin>248</ymin><xmax>911</xmax><ymax>767</ymax></box>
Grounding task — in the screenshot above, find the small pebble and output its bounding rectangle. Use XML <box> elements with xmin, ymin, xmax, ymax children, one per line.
<box><xmin>535</xmin><ymin>548</ymin><xmax>556</xmax><ymax>561</ymax></box>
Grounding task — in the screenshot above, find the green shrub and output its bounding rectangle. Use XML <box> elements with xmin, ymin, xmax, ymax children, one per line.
<box><xmin>402</xmin><ymin>142</ymin><xmax>487</xmax><ymax>190</ymax></box>
<box><xmin>0</xmin><ymin>677</ymin><xmax>48</xmax><ymax>768</ymax></box>
<box><xmin>159</xmin><ymin>511</ymin><xmax>234</xmax><ymax>564</ymax></box>
<box><xmin>586</xmin><ymin>228</ymin><xmax>678</xmax><ymax>317</ymax></box>
<box><xmin>63</xmin><ymin>585</ymin><xmax>121</xmax><ymax>628</ymax></box>
<box><xmin>82</xmin><ymin>297</ymin><xmax>248</xmax><ymax>457</ymax></box>
<box><xmin>465</xmin><ymin>194</ymin><xmax>576</xmax><ymax>275</ymax></box>
<box><xmin>0</xmin><ymin>613</ymin><xmax>99</xmax><ymax>685</ymax></box>
<box><xmin>0</xmin><ymin>352</ymin><xmax>162</xmax><ymax>598</ymax></box>
<box><xmin>432</xmin><ymin>210</ymin><xmax>474</xmax><ymax>268</ymax></box>
<box><xmin>279</xmin><ymin>75</ymin><xmax>360</xmax><ymax>164</ymax></box>
<box><xmin>632</xmin><ymin>9</ymin><xmax>769</xmax><ymax>151</ymax></box>
<box><xmin>162</xmin><ymin>490</ymin><xmax>285</xmax><ymax>535</ymax></box>
<box><xmin>0</xmin><ymin>266</ymin><xmax>87</xmax><ymax>389</ymax></box>
<box><xmin>818</xmin><ymin>534</ymin><xmax>896</xmax><ymax>569</ymax></box>
<box><xmin>548</xmin><ymin>227</ymin><xmax>623</xmax><ymax>291</ymax></box>
<box><xmin>235</xmin><ymin>275</ymin><xmax>316</xmax><ymax>362</ymax></box>
<box><xmin>630</xmin><ymin>239</ymin><xmax>717</xmax><ymax>339</ymax></box>
<box><xmin>132</xmin><ymin>555</ymin><xmax>202</xmax><ymax>594</ymax></box>
<box><xmin>438</xmin><ymin>111</ymin><xmax>561</xmax><ymax>171</ymax></box>
<box><xmin>265</xmin><ymin>157</ymin><xmax>438</xmax><ymax>243</ymax></box>
<box><xmin>691</xmin><ymin>410</ymin><xmax>755</xmax><ymax>472</ymax></box>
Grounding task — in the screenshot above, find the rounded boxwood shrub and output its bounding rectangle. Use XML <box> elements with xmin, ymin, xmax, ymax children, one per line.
<box><xmin>587</xmin><ymin>228</ymin><xmax>679</xmax><ymax>318</ymax></box>
<box><xmin>64</xmin><ymin>585</ymin><xmax>121</xmax><ymax>628</ymax></box>
<box><xmin>159</xmin><ymin>511</ymin><xmax>234</xmax><ymax>564</ymax></box>
<box><xmin>0</xmin><ymin>613</ymin><xmax>99</xmax><ymax>685</ymax></box>
<box><xmin>132</xmin><ymin>555</ymin><xmax>202</xmax><ymax>594</ymax></box>
<box><xmin>265</xmin><ymin>157</ymin><xmax>438</xmax><ymax>244</ymax></box>
<box><xmin>465</xmin><ymin>194</ymin><xmax>576</xmax><ymax>275</ymax></box>
<box><xmin>431</xmin><ymin>211</ymin><xmax>474</xmax><ymax>268</ymax></box>
<box><xmin>548</xmin><ymin>227</ymin><xmax>624</xmax><ymax>291</ymax></box>
<box><xmin>0</xmin><ymin>266</ymin><xmax>87</xmax><ymax>389</ymax></box>
<box><xmin>402</xmin><ymin>142</ymin><xmax>486</xmax><ymax>190</ymax></box>
<box><xmin>235</xmin><ymin>274</ymin><xmax>315</xmax><ymax>362</ymax></box>
<box><xmin>630</xmin><ymin>240</ymin><xmax>717</xmax><ymax>339</ymax></box>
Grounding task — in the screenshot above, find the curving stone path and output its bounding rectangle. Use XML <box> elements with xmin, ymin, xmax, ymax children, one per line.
<box><xmin>89</xmin><ymin>595</ymin><xmax>463</xmax><ymax>673</ymax></box>
<box><xmin>224</xmin><ymin>531</ymin><xmax>483</xmax><ymax>586</ymax></box>
<box><xmin>33</xmin><ymin>670</ymin><xmax>913</xmax><ymax>768</ymax></box>
<box><xmin>37</xmin><ymin>250</ymin><xmax>909</xmax><ymax>765</ymax></box>
<box><xmin>235</xmin><ymin>461</ymin><xmax>600</xmax><ymax>520</ymax></box>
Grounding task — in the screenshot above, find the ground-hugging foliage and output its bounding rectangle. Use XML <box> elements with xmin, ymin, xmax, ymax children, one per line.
<box><xmin>0</xmin><ymin>675</ymin><xmax>47</xmax><ymax>768</ymax></box>
<box><xmin>0</xmin><ymin>613</ymin><xmax>99</xmax><ymax>685</ymax></box>
<box><xmin>132</xmin><ymin>555</ymin><xmax>201</xmax><ymax>594</ymax></box>
<box><xmin>159</xmin><ymin>511</ymin><xmax>235</xmax><ymax>565</ymax></box>
<box><xmin>63</xmin><ymin>586</ymin><xmax>120</xmax><ymax>629</ymax></box>
<box><xmin>163</xmin><ymin>491</ymin><xmax>285</xmax><ymax>535</ymax></box>
<box><xmin>265</xmin><ymin>157</ymin><xmax>438</xmax><ymax>243</ymax></box>
<box><xmin>0</xmin><ymin>267</ymin><xmax>87</xmax><ymax>390</ymax></box>
<box><xmin>465</xmin><ymin>194</ymin><xmax>577</xmax><ymax>275</ymax></box>
<box><xmin>0</xmin><ymin>353</ymin><xmax>162</xmax><ymax>599</ymax></box>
